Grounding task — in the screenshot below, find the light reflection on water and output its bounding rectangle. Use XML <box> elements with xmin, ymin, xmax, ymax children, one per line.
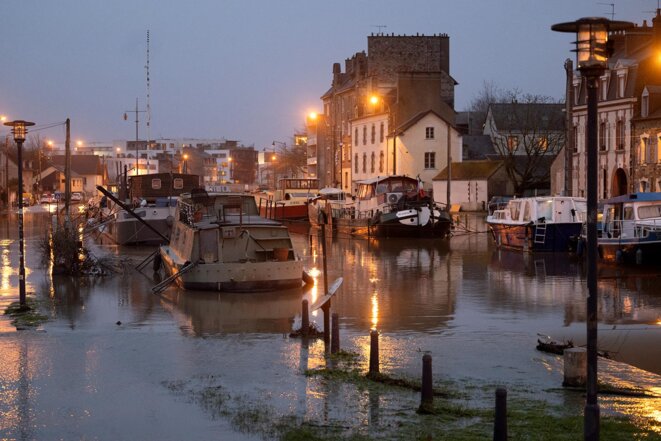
<box><xmin>0</xmin><ymin>212</ymin><xmax>659</xmax><ymax>438</ymax></box>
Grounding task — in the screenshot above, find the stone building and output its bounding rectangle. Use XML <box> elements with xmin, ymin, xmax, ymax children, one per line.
<box><xmin>564</xmin><ymin>11</ymin><xmax>661</xmax><ymax>198</ymax></box>
<box><xmin>313</xmin><ymin>33</ymin><xmax>458</xmax><ymax>192</ymax></box>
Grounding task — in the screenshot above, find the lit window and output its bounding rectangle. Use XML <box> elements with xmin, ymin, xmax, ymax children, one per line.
<box><xmin>507</xmin><ymin>136</ymin><xmax>519</xmax><ymax>152</ymax></box>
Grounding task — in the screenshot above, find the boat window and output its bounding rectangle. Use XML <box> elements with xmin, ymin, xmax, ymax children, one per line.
<box><xmin>173</xmin><ymin>178</ymin><xmax>184</xmax><ymax>190</ymax></box>
<box><xmin>510</xmin><ymin>201</ymin><xmax>521</xmax><ymax>221</ymax></box>
<box><xmin>151</xmin><ymin>178</ymin><xmax>162</xmax><ymax>190</ymax></box>
<box><xmin>523</xmin><ymin>202</ymin><xmax>531</xmax><ymax>222</ymax></box>
<box><xmin>376</xmin><ymin>183</ymin><xmax>388</xmax><ymax>194</ymax></box>
<box><xmin>638</xmin><ymin>204</ymin><xmax>661</xmax><ymax>219</ymax></box>
<box><xmin>536</xmin><ymin>200</ymin><xmax>553</xmax><ymax>221</ymax></box>
<box><xmin>623</xmin><ymin>206</ymin><xmax>634</xmax><ymax>220</ymax></box>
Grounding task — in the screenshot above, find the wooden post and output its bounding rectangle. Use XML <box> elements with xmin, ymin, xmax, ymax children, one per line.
<box><xmin>369</xmin><ymin>329</ymin><xmax>379</xmax><ymax>376</ymax></box>
<box><xmin>301</xmin><ymin>299</ymin><xmax>309</xmax><ymax>337</ymax></box>
<box><xmin>418</xmin><ymin>353</ymin><xmax>433</xmax><ymax>413</ymax></box>
<box><xmin>331</xmin><ymin>312</ymin><xmax>339</xmax><ymax>354</ymax></box>
<box><xmin>494</xmin><ymin>387</ymin><xmax>507</xmax><ymax>441</ymax></box>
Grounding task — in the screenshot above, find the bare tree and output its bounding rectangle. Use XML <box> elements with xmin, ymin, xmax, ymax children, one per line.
<box><xmin>487</xmin><ymin>93</ymin><xmax>565</xmax><ymax>196</ymax></box>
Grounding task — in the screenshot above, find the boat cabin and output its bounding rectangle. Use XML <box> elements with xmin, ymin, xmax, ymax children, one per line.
<box><xmin>602</xmin><ymin>192</ymin><xmax>661</xmax><ymax>239</ymax></box>
<box><xmin>493</xmin><ymin>197</ymin><xmax>586</xmax><ymax>224</ymax></box>
<box><xmin>274</xmin><ymin>178</ymin><xmax>319</xmax><ymax>201</ymax></box>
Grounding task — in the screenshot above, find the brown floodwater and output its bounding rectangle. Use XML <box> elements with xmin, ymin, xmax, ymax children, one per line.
<box><xmin>0</xmin><ymin>208</ymin><xmax>659</xmax><ymax>440</ymax></box>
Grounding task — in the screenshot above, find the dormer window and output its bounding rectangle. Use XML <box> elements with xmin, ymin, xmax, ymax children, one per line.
<box><xmin>600</xmin><ymin>77</ymin><xmax>608</xmax><ymax>101</ymax></box>
<box><xmin>617</xmin><ymin>73</ymin><xmax>626</xmax><ymax>98</ymax></box>
<box><xmin>642</xmin><ymin>90</ymin><xmax>650</xmax><ymax>117</ymax></box>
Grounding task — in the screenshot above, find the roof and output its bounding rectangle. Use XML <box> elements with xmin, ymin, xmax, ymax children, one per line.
<box><xmin>356</xmin><ymin>175</ymin><xmax>419</xmax><ymax>185</ymax></box>
<box><xmin>462</xmin><ymin>135</ymin><xmax>494</xmax><ymax>160</ymax></box>
<box><xmin>487</xmin><ymin>102</ymin><xmax>565</xmax><ymax>132</ymax></box>
<box><xmin>603</xmin><ymin>192</ymin><xmax>661</xmax><ymax>204</ymax></box>
<box><xmin>51</xmin><ymin>155</ymin><xmax>102</xmax><ymax>175</ymax></box>
<box><xmin>433</xmin><ymin>160</ymin><xmax>504</xmax><ymax>180</ymax></box>
<box><xmin>397</xmin><ymin>107</ymin><xmax>455</xmax><ymax>134</ymax></box>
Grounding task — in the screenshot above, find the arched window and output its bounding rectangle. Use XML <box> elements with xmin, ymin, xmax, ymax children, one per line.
<box><xmin>379</xmin><ymin>151</ymin><xmax>384</xmax><ymax>172</ymax></box>
<box><xmin>371</xmin><ymin>152</ymin><xmax>375</xmax><ymax>173</ymax></box>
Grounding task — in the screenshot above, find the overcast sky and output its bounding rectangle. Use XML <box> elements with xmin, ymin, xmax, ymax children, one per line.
<box><xmin>0</xmin><ymin>0</ymin><xmax>655</xmax><ymax>149</ymax></box>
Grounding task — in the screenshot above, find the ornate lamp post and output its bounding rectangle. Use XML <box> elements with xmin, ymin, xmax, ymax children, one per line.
<box><xmin>4</xmin><ymin>120</ymin><xmax>35</xmax><ymax>308</ymax></box>
<box><xmin>552</xmin><ymin>17</ymin><xmax>632</xmax><ymax>441</ymax></box>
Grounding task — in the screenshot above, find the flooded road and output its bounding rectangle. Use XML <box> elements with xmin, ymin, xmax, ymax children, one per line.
<box><xmin>0</xmin><ymin>210</ymin><xmax>660</xmax><ymax>440</ymax></box>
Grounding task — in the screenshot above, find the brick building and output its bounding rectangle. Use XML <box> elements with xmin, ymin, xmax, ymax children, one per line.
<box><xmin>313</xmin><ymin>33</ymin><xmax>458</xmax><ymax>191</ymax></box>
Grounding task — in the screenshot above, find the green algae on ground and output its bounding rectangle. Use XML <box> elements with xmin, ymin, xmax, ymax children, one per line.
<box><xmin>4</xmin><ymin>299</ymin><xmax>49</xmax><ymax>328</ymax></box>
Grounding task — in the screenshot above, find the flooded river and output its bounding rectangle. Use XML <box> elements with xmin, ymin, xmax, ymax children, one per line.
<box><xmin>0</xmin><ymin>210</ymin><xmax>659</xmax><ymax>440</ymax></box>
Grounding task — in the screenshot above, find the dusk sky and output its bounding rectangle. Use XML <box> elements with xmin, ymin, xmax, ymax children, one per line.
<box><xmin>0</xmin><ymin>0</ymin><xmax>655</xmax><ymax>150</ymax></box>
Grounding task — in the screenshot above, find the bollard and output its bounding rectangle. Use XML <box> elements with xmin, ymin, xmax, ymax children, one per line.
<box><xmin>331</xmin><ymin>312</ymin><xmax>340</xmax><ymax>354</ymax></box>
<box><xmin>369</xmin><ymin>329</ymin><xmax>379</xmax><ymax>376</ymax></box>
<box><xmin>563</xmin><ymin>347</ymin><xmax>587</xmax><ymax>387</ymax></box>
<box><xmin>322</xmin><ymin>303</ymin><xmax>330</xmax><ymax>348</ymax></box>
<box><xmin>493</xmin><ymin>387</ymin><xmax>507</xmax><ymax>441</ymax></box>
<box><xmin>301</xmin><ymin>299</ymin><xmax>309</xmax><ymax>337</ymax></box>
<box><xmin>418</xmin><ymin>353</ymin><xmax>433</xmax><ymax>413</ymax></box>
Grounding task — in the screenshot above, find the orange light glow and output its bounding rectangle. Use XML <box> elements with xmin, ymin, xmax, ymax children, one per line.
<box><xmin>308</xmin><ymin>112</ymin><xmax>318</xmax><ymax>120</ymax></box>
<box><xmin>371</xmin><ymin>292</ymin><xmax>379</xmax><ymax>330</ymax></box>
<box><xmin>369</xmin><ymin>95</ymin><xmax>380</xmax><ymax>105</ymax></box>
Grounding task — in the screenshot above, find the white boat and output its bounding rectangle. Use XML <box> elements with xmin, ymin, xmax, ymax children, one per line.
<box><xmin>158</xmin><ymin>191</ymin><xmax>307</xmax><ymax>292</ymax></box>
<box><xmin>256</xmin><ymin>178</ymin><xmax>319</xmax><ymax>220</ymax></box>
<box><xmin>597</xmin><ymin>192</ymin><xmax>661</xmax><ymax>264</ymax></box>
<box><xmin>95</xmin><ymin>173</ymin><xmax>199</xmax><ymax>245</ymax></box>
<box><xmin>308</xmin><ymin>175</ymin><xmax>452</xmax><ymax>238</ymax></box>
<box><xmin>486</xmin><ymin>196</ymin><xmax>586</xmax><ymax>252</ymax></box>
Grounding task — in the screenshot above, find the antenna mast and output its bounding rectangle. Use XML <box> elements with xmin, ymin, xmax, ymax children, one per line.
<box><xmin>146</xmin><ymin>30</ymin><xmax>151</xmax><ymax>153</ymax></box>
<box><xmin>372</xmin><ymin>24</ymin><xmax>387</xmax><ymax>35</ymax></box>
<box><xmin>597</xmin><ymin>2</ymin><xmax>615</xmax><ymax>20</ymax></box>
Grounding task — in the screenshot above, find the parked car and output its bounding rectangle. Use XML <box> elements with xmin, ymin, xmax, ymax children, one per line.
<box><xmin>40</xmin><ymin>193</ymin><xmax>55</xmax><ymax>204</ymax></box>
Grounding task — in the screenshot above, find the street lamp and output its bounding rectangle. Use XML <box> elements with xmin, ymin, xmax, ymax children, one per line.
<box><xmin>4</xmin><ymin>119</ymin><xmax>35</xmax><ymax>309</ymax></box>
<box><xmin>369</xmin><ymin>95</ymin><xmax>397</xmax><ymax>175</ymax></box>
<box><xmin>183</xmin><ymin>153</ymin><xmax>189</xmax><ymax>174</ymax></box>
<box><xmin>552</xmin><ymin>17</ymin><xmax>632</xmax><ymax>441</ymax></box>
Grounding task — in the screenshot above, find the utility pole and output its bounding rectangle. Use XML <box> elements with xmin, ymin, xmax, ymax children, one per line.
<box><xmin>64</xmin><ymin>118</ymin><xmax>71</xmax><ymax>224</ymax></box>
<box><xmin>124</xmin><ymin>99</ymin><xmax>146</xmax><ymax>176</ymax></box>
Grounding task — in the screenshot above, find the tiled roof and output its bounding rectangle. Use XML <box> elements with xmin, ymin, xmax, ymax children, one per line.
<box><xmin>433</xmin><ymin>160</ymin><xmax>503</xmax><ymax>180</ymax></box>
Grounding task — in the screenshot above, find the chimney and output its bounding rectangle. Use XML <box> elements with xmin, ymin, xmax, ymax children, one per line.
<box><xmin>332</xmin><ymin>63</ymin><xmax>341</xmax><ymax>86</ymax></box>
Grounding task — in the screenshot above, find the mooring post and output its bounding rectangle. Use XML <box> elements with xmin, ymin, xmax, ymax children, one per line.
<box><xmin>331</xmin><ymin>312</ymin><xmax>340</xmax><ymax>354</ymax></box>
<box><xmin>369</xmin><ymin>329</ymin><xmax>379</xmax><ymax>376</ymax></box>
<box><xmin>322</xmin><ymin>302</ymin><xmax>331</xmax><ymax>348</ymax></box>
<box><xmin>418</xmin><ymin>353</ymin><xmax>433</xmax><ymax>413</ymax></box>
<box><xmin>494</xmin><ymin>387</ymin><xmax>507</xmax><ymax>441</ymax></box>
<box><xmin>301</xmin><ymin>299</ymin><xmax>309</xmax><ymax>337</ymax></box>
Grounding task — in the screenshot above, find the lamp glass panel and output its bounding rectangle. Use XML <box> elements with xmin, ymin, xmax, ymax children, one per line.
<box><xmin>577</xmin><ymin>23</ymin><xmax>608</xmax><ymax>69</ymax></box>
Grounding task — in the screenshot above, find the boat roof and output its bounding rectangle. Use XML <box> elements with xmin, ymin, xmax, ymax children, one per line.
<box><xmin>356</xmin><ymin>175</ymin><xmax>418</xmax><ymax>185</ymax></box>
<box><xmin>319</xmin><ymin>187</ymin><xmax>345</xmax><ymax>195</ymax></box>
<box><xmin>602</xmin><ymin>192</ymin><xmax>661</xmax><ymax>204</ymax></box>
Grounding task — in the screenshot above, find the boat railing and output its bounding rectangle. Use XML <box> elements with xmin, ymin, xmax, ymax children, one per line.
<box><xmin>602</xmin><ymin>218</ymin><xmax>661</xmax><ymax>239</ymax></box>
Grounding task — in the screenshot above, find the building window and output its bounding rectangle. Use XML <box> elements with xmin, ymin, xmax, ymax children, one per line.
<box><xmin>599</xmin><ymin>121</ymin><xmax>607</xmax><ymax>151</ymax></box>
<box><xmin>380</xmin><ymin>123</ymin><xmax>384</xmax><ymax>142</ymax></box>
<box><xmin>424</xmin><ymin>152</ymin><xmax>436</xmax><ymax>169</ymax></box>
<box><xmin>362</xmin><ymin>153</ymin><xmax>367</xmax><ymax>173</ymax></box>
<box><xmin>355</xmin><ymin>128</ymin><xmax>359</xmax><ymax>146</ymax></box>
<box><xmin>371</xmin><ymin>124</ymin><xmax>376</xmax><ymax>144</ymax></box>
<box><xmin>642</xmin><ymin>94</ymin><xmax>650</xmax><ymax>117</ymax></box>
<box><xmin>618</xmin><ymin>74</ymin><xmax>626</xmax><ymax>98</ymax></box>
<box><xmin>425</xmin><ymin>127</ymin><xmax>435</xmax><ymax>139</ymax></box>
<box><xmin>573</xmin><ymin>83</ymin><xmax>580</xmax><ymax>105</ymax></box>
<box><xmin>573</xmin><ymin>125</ymin><xmax>579</xmax><ymax>153</ymax></box>
<box><xmin>354</xmin><ymin>153</ymin><xmax>359</xmax><ymax>173</ymax></box>
<box><xmin>507</xmin><ymin>136</ymin><xmax>519</xmax><ymax>152</ymax></box>
<box><xmin>601</xmin><ymin>77</ymin><xmax>608</xmax><ymax>101</ymax></box>
<box><xmin>379</xmin><ymin>151</ymin><xmax>384</xmax><ymax>173</ymax></box>
<box><xmin>537</xmin><ymin>136</ymin><xmax>548</xmax><ymax>152</ymax></box>
<box><xmin>370</xmin><ymin>152</ymin><xmax>375</xmax><ymax>173</ymax></box>
<box><xmin>616</xmin><ymin>120</ymin><xmax>625</xmax><ymax>150</ymax></box>
<box><xmin>640</xmin><ymin>137</ymin><xmax>648</xmax><ymax>164</ymax></box>
<box><xmin>362</xmin><ymin>126</ymin><xmax>367</xmax><ymax>145</ymax></box>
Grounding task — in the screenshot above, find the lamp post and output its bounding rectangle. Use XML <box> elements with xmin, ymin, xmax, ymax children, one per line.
<box><xmin>369</xmin><ymin>95</ymin><xmax>397</xmax><ymax>175</ymax></box>
<box><xmin>552</xmin><ymin>17</ymin><xmax>632</xmax><ymax>441</ymax></box>
<box><xmin>4</xmin><ymin>120</ymin><xmax>35</xmax><ymax>309</ymax></box>
<box><xmin>183</xmin><ymin>153</ymin><xmax>189</xmax><ymax>174</ymax></box>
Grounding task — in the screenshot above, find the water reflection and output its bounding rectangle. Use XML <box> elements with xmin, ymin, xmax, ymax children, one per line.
<box><xmin>158</xmin><ymin>288</ymin><xmax>305</xmax><ymax>335</ymax></box>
